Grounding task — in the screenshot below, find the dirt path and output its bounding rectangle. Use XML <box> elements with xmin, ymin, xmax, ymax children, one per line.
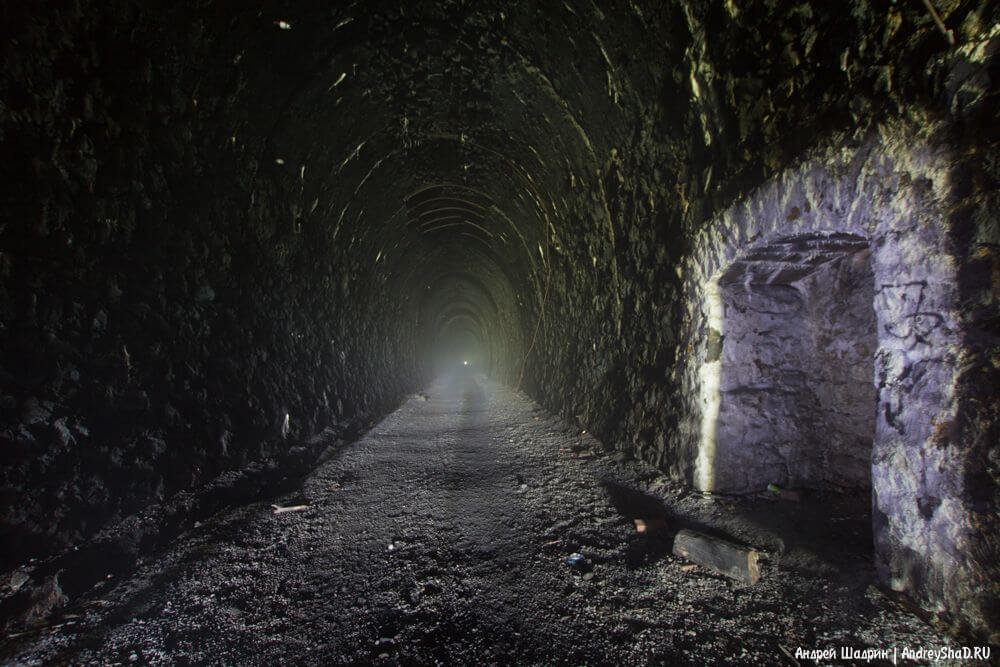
<box><xmin>3</xmin><ymin>373</ymin><xmax>958</xmax><ymax>665</ymax></box>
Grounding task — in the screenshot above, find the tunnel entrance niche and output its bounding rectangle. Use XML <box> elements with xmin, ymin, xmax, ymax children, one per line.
<box><xmin>709</xmin><ymin>233</ymin><xmax>877</xmax><ymax>494</ymax></box>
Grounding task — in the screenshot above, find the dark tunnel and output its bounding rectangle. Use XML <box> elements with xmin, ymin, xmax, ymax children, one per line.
<box><xmin>1</xmin><ymin>0</ymin><xmax>998</xmax><ymax>661</ymax></box>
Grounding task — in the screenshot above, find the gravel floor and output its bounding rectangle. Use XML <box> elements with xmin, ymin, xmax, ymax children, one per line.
<box><xmin>2</xmin><ymin>372</ymin><xmax>971</xmax><ymax>665</ymax></box>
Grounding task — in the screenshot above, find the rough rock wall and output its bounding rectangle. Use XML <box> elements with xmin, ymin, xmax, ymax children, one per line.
<box><xmin>517</xmin><ymin>0</ymin><xmax>998</xmax><ymax>459</ymax></box>
<box><xmin>0</xmin><ymin>0</ymin><xmax>431</xmax><ymax>567</ymax></box>
<box><xmin>672</xmin><ymin>115</ymin><xmax>998</xmax><ymax>638</ymax></box>
<box><xmin>509</xmin><ymin>2</ymin><xmax>999</xmax><ymax>638</ymax></box>
<box><xmin>0</xmin><ymin>0</ymin><xmax>996</xmax><ymax>640</ymax></box>
<box><xmin>712</xmin><ymin>246</ymin><xmax>877</xmax><ymax>493</ymax></box>
<box><xmin>716</xmin><ymin>282</ymin><xmax>813</xmax><ymax>491</ymax></box>
<box><xmin>796</xmin><ymin>251</ymin><xmax>878</xmax><ymax>489</ymax></box>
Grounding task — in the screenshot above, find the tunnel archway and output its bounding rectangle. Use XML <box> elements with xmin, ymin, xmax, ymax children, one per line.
<box><xmin>709</xmin><ymin>233</ymin><xmax>876</xmax><ymax>494</ymax></box>
<box><xmin>679</xmin><ymin>130</ymin><xmax>993</xmax><ymax>634</ymax></box>
<box><xmin>1</xmin><ymin>0</ymin><xmax>996</xmax><ymax>646</ymax></box>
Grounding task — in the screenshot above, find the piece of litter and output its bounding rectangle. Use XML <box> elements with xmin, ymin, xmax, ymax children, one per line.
<box><xmin>271</xmin><ymin>504</ymin><xmax>309</xmax><ymax>514</ymax></box>
<box><xmin>564</xmin><ymin>553</ymin><xmax>588</xmax><ymax>569</ymax></box>
<box><xmin>680</xmin><ymin>564</ymin><xmax>698</xmax><ymax>573</ymax></box>
<box><xmin>634</xmin><ymin>518</ymin><xmax>668</xmax><ymax>535</ymax></box>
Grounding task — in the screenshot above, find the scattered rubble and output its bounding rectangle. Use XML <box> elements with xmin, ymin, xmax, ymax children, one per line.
<box><xmin>1</xmin><ymin>379</ymin><xmax>958</xmax><ymax>664</ymax></box>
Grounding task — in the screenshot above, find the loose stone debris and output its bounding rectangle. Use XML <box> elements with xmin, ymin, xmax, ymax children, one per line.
<box><xmin>1</xmin><ymin>376</ymin><xmax>962</xmax><ymax>664</ymax></box>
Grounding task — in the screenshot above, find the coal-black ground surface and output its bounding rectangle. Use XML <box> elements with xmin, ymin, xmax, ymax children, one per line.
<box><xmin>2</xmin><ymin>373</ymin><xmax>961</xmax><ymax>664</ymax></box>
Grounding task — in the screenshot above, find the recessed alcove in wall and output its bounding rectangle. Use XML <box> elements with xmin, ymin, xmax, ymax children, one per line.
<box><xmin>680</xmin><ymin>134</ymin><xmax>990</xmax><ymax>636</ymax></box>
<box><xmin>710</xmin><ymin>233</ymin><xmax>877</xmax><ymax>493</ymax></box>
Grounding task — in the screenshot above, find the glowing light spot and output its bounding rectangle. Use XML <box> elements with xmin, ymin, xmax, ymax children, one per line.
<box><xmin>276</xmin><ymin>20</ymin><xmax>292</xmax><ymax>30</ymax></box>
<box><xmin>463</xmin><ymin>360</ymin><xmax>469</xmax><ymax>366</ymax></box>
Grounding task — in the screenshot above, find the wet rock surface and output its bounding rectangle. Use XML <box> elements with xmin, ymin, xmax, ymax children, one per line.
<box><xmin>1</xmin><ymin>375</ymin><xmax>960</xmax><ymax>665</ymax></box>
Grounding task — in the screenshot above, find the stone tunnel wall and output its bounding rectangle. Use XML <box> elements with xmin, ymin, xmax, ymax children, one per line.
<box><xmin>0</xmin><ymin>1</ymin><xmax>433</xmax><ymax>568</ymax></box>
<box><xmin>712</xmin><ymin>243</ymin><xmax>877</xmax><ymax>493</ymax></box>
<box><xmin>672</xmin><ymin>120</ymin><xmax>999</xmax><ymax>639</ymax></box>
<box><xmin>514</xmin><ymin>0</ymin><xmax>999</xmax><ymax>466</ymax></box>
<box><xmin>793</xmin><ymin>250</ymin><xmax>879</xmax><ymax>489</ymax></box>
<box><xmin>0</xmin><ymin>0</ymin><xmax>997</xmax><ymax>641</ymax></box>
<box><xmin>511</xmin><ymin>7</ymin><xmax>998</xmax><ymax>638</ymax></box>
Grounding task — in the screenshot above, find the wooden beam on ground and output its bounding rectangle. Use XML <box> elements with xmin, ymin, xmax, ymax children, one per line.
<box><xmin>671</xmin><ymin>528</ymin><xmax>761</xmax><ymax>585</ymax></box>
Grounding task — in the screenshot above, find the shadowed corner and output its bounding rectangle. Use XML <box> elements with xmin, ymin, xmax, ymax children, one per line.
<box><xmin>599</xmin><ymin>478</ymin><xmax>754</xmax><ymax>571</ymax></box>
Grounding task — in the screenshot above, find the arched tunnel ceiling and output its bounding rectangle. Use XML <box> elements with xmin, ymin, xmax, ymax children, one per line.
<box><xmin>212</xmin><ymin>0</ymin><xmax>988</xmax><ymax>387</ymax></box>
<box><xmin>2</xmin><ymin>0</ymin><xmax>983</xmax><ymax>416</ymax></box>
<box><xmin>253</xmin><ymin>0</ymin><xmax>636</xmax><ymax>377</ymax></box>
<box><xmin>3</xmin><ymin>0</ymin><xmax>995</xmax><ymax>617</ymax></box>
